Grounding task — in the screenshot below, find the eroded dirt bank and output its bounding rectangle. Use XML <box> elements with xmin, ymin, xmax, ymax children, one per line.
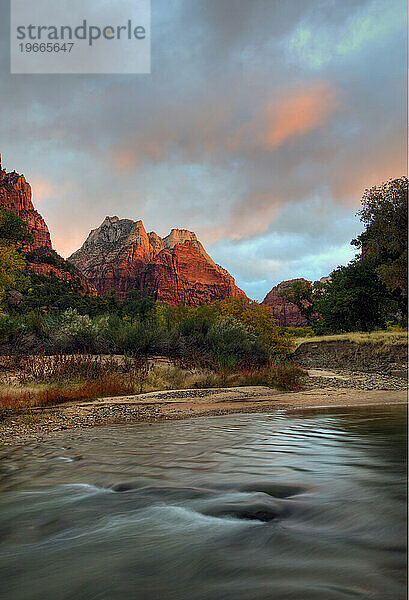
<box><xmin>291</xmin><ymin>340</ymin><xmax>408</xmax><ymax>372</ymax></box>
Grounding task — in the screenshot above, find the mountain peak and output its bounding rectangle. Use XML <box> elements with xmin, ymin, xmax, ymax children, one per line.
<box><xmin>0</xmin><ymin>160</ymin><xmax>52</xmax><ymax>251</ymax></box>
<box><xmin>69</xmin><ymin>219</ymin><xmax>246</xmax><ymax>304</ymax></box>
<box><xmin>163</xmin><ymin>228</ymin><xmax>198</xmax><ymax>249</ymax></box>
<box><xmin>0</xmin><ymin>160</ymin><xmax>94</xmax><ymax>293</ymax></box>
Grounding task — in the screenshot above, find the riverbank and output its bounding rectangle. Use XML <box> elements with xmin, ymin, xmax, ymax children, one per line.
<box><xmin>1</xmin><ymin>368</ymin><xmax>406</xmax><ymax>445</ymax></box>
<box><xmin>291</xmin><ymin>331</ymin><xmax>408</xmax><ymax>371</ymax></box>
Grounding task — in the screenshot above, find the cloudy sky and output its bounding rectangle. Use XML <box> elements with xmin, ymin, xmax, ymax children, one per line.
<box><xmin>0</xmin><ymin>0</ymin><xmax>406</xmax><ymax>300</ymax></box>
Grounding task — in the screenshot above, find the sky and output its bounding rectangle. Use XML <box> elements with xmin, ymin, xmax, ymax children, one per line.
<box><xmin>0</xmin><ymin>0</ymin><xmax>406</xmax><ymax>300</ymax></box>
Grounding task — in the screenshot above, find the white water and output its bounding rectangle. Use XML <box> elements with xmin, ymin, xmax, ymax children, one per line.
<box><xmin>0</xmin><ymin>406</ymin><xmax>406</xmax><ymax>600</ymax></box>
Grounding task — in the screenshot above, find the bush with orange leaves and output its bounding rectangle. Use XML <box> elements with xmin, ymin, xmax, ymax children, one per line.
<box><xmin>214</xmin><ymin>297</ymin><xmax>292</xmax><ymax>357</ymax></box>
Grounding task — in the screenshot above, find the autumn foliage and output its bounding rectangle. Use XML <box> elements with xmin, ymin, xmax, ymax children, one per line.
<box><xmin>215</xmin><ymin>296</ymin><xmax>292</xmax><ymax>355</ymax></box>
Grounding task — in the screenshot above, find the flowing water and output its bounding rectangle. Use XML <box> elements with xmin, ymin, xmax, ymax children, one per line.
<box><xmin>0</xmin><ymin>405</ymin><xmax>406</xmax><ymax>600</ymax></box>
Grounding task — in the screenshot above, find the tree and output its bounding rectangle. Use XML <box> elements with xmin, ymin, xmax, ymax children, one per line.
<box><xmin>0</xmin><ymin>208</ymin><xmax>31</xmax><ymax>303</ymax></box>
<box><xmin>303</xmin><ymin>176</ymin><xmax>408</xmax><ymax>333</ymax></box>
<box><xmin>0</xmin><ymin>242</ymin><xmax>25</xmax><ymax>301</ymax></box>
<box><xmin>215</xmin><ymin>296</ymin><xmax>291</xmax><ymax>355</ymax></box>
<box><xmin>11</xmin><ymin>273</ymin><xmax>107</xmax><ymax>314</ymax></box>
<box><xmin>0</xmin><ymin>208</ymin><xmax>32</xmax><ymax>244</ymax></box>
<box><xmin>313</xmin><ymin>257</ymin><xmax>397</xmax><ymax>333</ymax></box>
<box><xmin>352</xmin><ymin>177</ymin><xmax>408</xmax><ymax>295</ymax></box>
<box><xmin>279</xmin><ymin>280</ymin><xmax>316</xmax><ymax>325</ymax></box>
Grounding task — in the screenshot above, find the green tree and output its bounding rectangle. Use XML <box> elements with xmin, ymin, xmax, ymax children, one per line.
<box><xmin>0</xmin><ymin>209</ymin><xmax>31</xmax><ymax>304</ymax></box>
<box><xmin>0</xmin><ymin>208</ymin><xmax>32</xmax><ymax>244</ymax></box>
<box><xmin>352</xmin><ymin>177</ymin><xmax>408</xmax><ymax>296</ymax></box>
<box><xmin>279</xmin><ymin>280</ymin><xmax>316</xmax><ymax>325</ymax></box>
<box><xmin>307</xmin><ymin>177</ymin><xmax>408</xmax><ymax>333</ymax></box>
<box><xmin>314</xmin><ymin>257</ymin><xmax>397</xmax><ymax>333</ymax></box>
<box><xmin>121</xmin><ymin>292</ymin><xmax>156</xmax><ymax>322</ymax></box>
<box><xmin>0</xmin><ymin>242</ymin><xmax>25</xmax><ymax>302</ymax></box>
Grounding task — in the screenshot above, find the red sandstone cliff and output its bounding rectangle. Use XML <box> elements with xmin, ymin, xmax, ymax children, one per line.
<box><xmin>69</xmin><ymin>217</ymin><xmax>246</xmax><ymax>305</ymax></box>
<box><xmin>261</xmin><ymin>279</ymin><xmax>309</xmax><ymax>327</ymax></box>
<box><xmin>142</xmin><ymin>241</ymin><xmax>245</xmax><ymax>306</ymax></box>
<box><xmin>0</xmin><ymin>155</ymin><xmax>52</xmax><ymax>251</ymax></box>
<box><xmin>0</xmin><ymin>156</ymin><xmax>94</xmax><ymax>293</ymax></box>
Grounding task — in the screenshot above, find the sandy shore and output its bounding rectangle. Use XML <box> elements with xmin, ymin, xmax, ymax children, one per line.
<box><xmin>1</xmin><ymin>368</ymin><xmax>407</xmax><ymax>446</ymax></box>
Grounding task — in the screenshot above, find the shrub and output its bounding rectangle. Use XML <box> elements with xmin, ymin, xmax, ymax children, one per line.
<box><xmin>207</xmin><ymin>316</ymin><xmax>268</xmax><ymax>371</ymax></box>
<box><xmin>0</xmin><ymin>296</ymin><xmax>295</xmax><ymax>363</ymax></box>
<box><xmin>267</xmin><ymin>360</ymin><xmax>306</xmax><ymax>391</ymax></box>
<box><xmin>215</xmin><ymin>297</ymin><xmax>292</xmax><ymax>355</ymax></box>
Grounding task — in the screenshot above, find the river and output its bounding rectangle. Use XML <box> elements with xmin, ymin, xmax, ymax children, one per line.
<box><xmin>0</xmin><ymin>405</ymin><xmax>406</xmax><ymax>600</ymax></box>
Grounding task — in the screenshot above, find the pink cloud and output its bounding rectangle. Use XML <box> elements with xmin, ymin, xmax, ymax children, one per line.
<box><xmin>265</xmin><ymin>82</ymin><xmax>339</xmax><ymax>148</ymax></box>
<box><xmin>31</xmin><ymin>177</ymin><xmax>55</xmax><ymax>204</ymax></box>
<box><xmin>331</xmin><ymin>140</ymin><xmax>406</xmax><ymax>206</ymax></box>
<box><xmin>112</xmin><ymin>147</ymin><xmax>139</xmax><ymax>173</ymax></box>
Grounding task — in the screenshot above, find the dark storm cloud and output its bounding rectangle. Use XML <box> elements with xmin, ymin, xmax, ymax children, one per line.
<box><xmin>0</xmin><ymin>0</ymin><xmax>405</xmax><ymax>299</ymax></box>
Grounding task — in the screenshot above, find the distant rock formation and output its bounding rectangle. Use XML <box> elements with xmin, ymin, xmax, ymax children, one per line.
<box><xmin>261</xmin><ymin>278</ymin><xmax>309</xmax><ymax>327</ymax></box>
<box><xmin>69</xmin><ymin>216</ymin><xmax>246</xmax><ymax>305</ymax></box>
<box><xmin>0</xmin><ymin>155</ymin><xmax>94</xmax><ymax>293</ymax></box>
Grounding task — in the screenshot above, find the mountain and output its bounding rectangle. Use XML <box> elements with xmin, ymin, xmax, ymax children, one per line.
<box><xmin>69</xmin><ymin>216</ymin><xmax>246</xmax><ymax>305</ymax></box>
<box><xmin>0</xmin><ymin>156</ymin><xmax>52</xmax><ymax>251</ymax></box>
<box><xmin>0</xmin><ymin>156</ymin><xmax>93</xmax><ymax>292</ymax></box>
<box><xmin>261</xmin><ymin>279</ymin><xmax>309</xmax><ymax>327</ymax></box>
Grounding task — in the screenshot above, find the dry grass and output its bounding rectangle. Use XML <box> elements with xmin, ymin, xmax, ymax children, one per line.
<box><xmin>292</xmin><ymin>330</ymin><xmax>408</xmax><ymax>350</ymax></box>
<box><xmin>0</xmin><ymin>375</ymin><xmax>137</xmax><ymax>412</ymax></box>
<box><xmin>16</xmin><ymin>353</ymin><xmax>137</xmax><ymax>384</ymax></box>
<box><xmin>143</xmin><ymin>360</ymin><xmax>305</xmax><ymax>393</ymax></box>
<box><xmin>0</xmin><ymin>356</ymin><xmax>305</xmax><ymax>414</ymax></box>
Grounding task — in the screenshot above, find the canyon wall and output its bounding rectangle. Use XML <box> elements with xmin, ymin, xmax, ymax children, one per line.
<box><xmin>0</xmin><ymin>157</ymin><xmax>94</xmax><ymax>293</ymax></box>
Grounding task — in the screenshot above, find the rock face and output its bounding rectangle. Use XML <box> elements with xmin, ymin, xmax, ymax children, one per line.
<box><xmin>69</xmin><ymin>217</ymin><xmax>246</xmax><ymax>305</ymax></box>
<box><xmin>262</xmin><ymin>279</ymin><xmax>309</xmax><ymax>327</ymax></box>
<box><xmin>142</xmin><ymin>241</ymin><xmax>244</xmax><ymax>306</ymax></box>
<box><xmin>0</xmin><ymin>156</ymin><xmax>94</xmax><ymax>292</ymax></box>
<box><xmin>0</xmin><ymin>155</ymin><xmax>52</xmax><ymax>251</ymax></box>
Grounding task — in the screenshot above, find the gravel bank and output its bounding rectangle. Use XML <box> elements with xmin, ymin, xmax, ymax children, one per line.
<box><xmin>1</xmin><ymin>369</ymin><xmax>407</xmax><ymax>446</ymax></box>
